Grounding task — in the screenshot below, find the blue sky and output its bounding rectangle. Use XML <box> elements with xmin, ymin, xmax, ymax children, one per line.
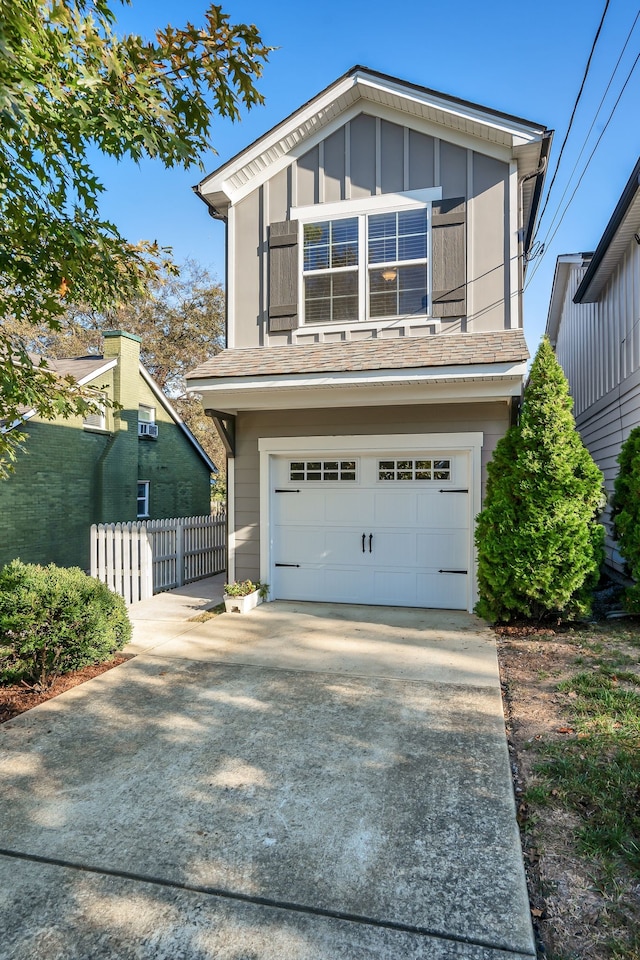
<box><xmin>95</xmin><ymin>0</ymin><xmax>640</xmax><ymax>352</ymax></box>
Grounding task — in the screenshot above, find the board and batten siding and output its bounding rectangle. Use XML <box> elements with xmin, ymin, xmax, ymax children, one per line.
<box><xmin>554</xmin><ymin>239</ymin><xmax>640</xmax><ymax>571</ymax></box>
<box><xmin>231</xmin><ymin>113</ymin><xmax>512</xmax><ymax>349</ymax></box>
<box><xmin>231</xmin><ymin>401</ymin><xmax>510</xmax><ymax>582</ymax></box>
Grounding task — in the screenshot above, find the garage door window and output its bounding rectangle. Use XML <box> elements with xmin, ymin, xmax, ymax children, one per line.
<box><xmin>289</xmin><ymin>460</ymin><xmax>357</xmax><ymax>481</ymax></box>
<box><xmin>378</xmin><ymin>458</ymin><xmax>451</xmax><ymax>481</ymax></box>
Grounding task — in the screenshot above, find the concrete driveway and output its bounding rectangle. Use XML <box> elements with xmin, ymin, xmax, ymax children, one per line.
<box><xmin>0</xmin><ymin>596</ymin><xmax>535</xmax><ymax>959</ymax></box>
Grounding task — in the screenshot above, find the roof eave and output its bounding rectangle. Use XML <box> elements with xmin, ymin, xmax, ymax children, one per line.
<box><xmin>574</xmin><ymin>157</ymin><xmax>640</xmax><ymax>303</ymax></box>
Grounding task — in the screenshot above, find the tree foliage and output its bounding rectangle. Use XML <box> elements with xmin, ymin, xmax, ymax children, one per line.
<box><xmin>612</xmin><ymin>427</ymin><xmax>640</xmax><ymax>612</ymax></box>
<box><xmin>6</xmin><ymin>260</ymin><xmax>227</xmax><ymax>475</ymax></box>
<box><xmin>0</xmin><ymin>0</ymin><xmax>269</xmax><ymax>473</ymax></box>
<box><xmin>475</xmin><ymin>338</ymin><xmax>605</xmax><ymax>622</ymax></box>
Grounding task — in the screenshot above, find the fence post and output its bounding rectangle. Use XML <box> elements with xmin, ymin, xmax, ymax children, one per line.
<box><xmin>176</xmin><ymin>520</ymin><xmax>185</xmax><ymax>587</ymax></box>
<box><xmin>137</xmin><ymin>526</ymin><xmax>151</xmax><ymax>601</ymax></box>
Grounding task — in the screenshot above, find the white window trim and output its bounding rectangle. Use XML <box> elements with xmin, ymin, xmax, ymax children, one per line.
<box><xmin>258</xmin><ymin>433</ymin><xmax>482</xmax><ymax>613</ymax></box>
<box><xmin>137</xmin><ymin>480</ymin><xmax>150</xmax><ymax>519</ymax></box>
<box><xmin>138</xmin><ymin>404</ymin><xmax>156</xmax><ymax>424</ymax></box>
<box><xmin>294</xmin><ymin>188</ymin><xmax>442</xmax><ymax>329</ymax></box>
<box><xmin>82</xmin><ymin>396</ymin><xmax>107</xmax><ymax>432</ymax></box>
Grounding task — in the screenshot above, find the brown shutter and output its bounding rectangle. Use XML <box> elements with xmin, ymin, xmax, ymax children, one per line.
<box><xmin>431</xmin><ymin>198</ymin><xmax>466</xmax><ymax>318</ymax></box>
<box><xmin>268</xmin><ymin>220</ymin><xmax>299</xmax><ymax>332</ymax></box>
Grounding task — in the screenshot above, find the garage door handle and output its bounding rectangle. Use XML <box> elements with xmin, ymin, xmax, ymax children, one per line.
<box><xmin>362</xmin><ymin>533</ymin><xmax>365</xmax><ymax>553</ymax></box>
<box><xmin>275</xmin><ymin>563</ymin><xmax>300</xmax><ymax>567</ymax></box>
<box><xmin>439</xmin><ymin>488</ymin><xmax>468</xmax><ymax>493</ymax></box>
<box><xmin>369</xmin><ymin>533</ymin><xmax>373</xmax><ymax>553</ymax></box>
<box><xmin>275</xmin><ymin>489</ymin><xmax>300</xmax><ymax>493</ymax></box>
<box><xmin>439</xmin><ymin>569</ymin><xmax>467</xmax><ymax>574</ymax></box>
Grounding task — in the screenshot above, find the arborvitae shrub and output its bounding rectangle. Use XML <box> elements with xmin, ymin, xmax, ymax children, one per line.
<box><xmin>0</xmin><ymin>560</ymin><xmax>131</xmax><ymax>686</ymax></box>
<box><xmin>612</xmin><ymin>427</ymin><xmax>640</xmax><ymax>612</ymax></box>
<box><xmin>475</xmin><ymin>338</ymin><xmax>605</xmax><ymax>622</ymax></box>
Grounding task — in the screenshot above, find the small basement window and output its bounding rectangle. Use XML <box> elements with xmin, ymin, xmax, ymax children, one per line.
<box><xmin>289</xmin><ymin>460</ymin><xmax>357</xmax><ymax>481</ymax></box>
<box><xmin>378</xmin><ymin>458</ymin><xmax>451</xmax><ymax>481</ymax></box>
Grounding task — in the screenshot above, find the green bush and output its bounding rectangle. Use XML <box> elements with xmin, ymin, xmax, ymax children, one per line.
<box><xmin>475</xmin><ymin>338</ymin><xmax>605</xmax><ymax>623</ymax></box>
<box><xmin>612</xmin><ymin>427</ymin><xmax>640</xmax><ymax>612</ymax></box>
<box><xmin>0</xmin><ymin>560</ymin><xmax>131</xmax><ymax>687</ymax></box>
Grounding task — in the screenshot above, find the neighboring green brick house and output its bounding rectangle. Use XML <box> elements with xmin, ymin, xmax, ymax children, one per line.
<box><xmin>0</xmin><ymin>331</ymin><xmax>215</xmax><ymax>571</ymax></box>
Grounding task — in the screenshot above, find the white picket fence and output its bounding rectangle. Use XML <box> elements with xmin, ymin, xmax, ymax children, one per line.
<box><xmin>91</xmin><ymin>508</ymin><xmax>226</xmax><ymax>604</ymax></box>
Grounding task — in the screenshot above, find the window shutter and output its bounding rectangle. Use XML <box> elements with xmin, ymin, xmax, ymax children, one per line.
<box><xmin>268</xmin><ymin>220</ymin><xmax>299</xmax><ymax>332</ymax></box>
<box><xmin>431</xmin><ymin>198</ymin><xmax>466</xmax><ymax>318</ymax></box>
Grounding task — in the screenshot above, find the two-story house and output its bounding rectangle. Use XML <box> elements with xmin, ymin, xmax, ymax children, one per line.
<box><xmin>546</xmin><ymin>156</ymin><xmax>640</xmax><ymax>574</ymax></box>
<box><xmin>1</xmin><ymin>330</ymin><xmax>215</xmax><ymax>572</ymax></box>
<box><xmin>187</xmin><ymin>67</ymin><xmax>551</xmax><ymax>611</ymax></box>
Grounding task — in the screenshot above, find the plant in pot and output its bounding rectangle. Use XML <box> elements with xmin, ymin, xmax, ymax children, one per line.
<box><xmin>223</xmin><ymin>579</ymin><xmax>268</xmax><ymax>614</ymax></box>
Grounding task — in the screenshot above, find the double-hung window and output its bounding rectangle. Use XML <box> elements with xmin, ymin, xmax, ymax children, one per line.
<box><xmin>301</xmin><ymin>195</ymin><xmax>431</xmax><ymax>326</ymax></box>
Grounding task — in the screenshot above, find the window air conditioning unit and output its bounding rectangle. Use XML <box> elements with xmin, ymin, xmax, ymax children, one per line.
<box><xmin>138</xmin><ymin>421</ymin><xmax>159</xmax><ymax>439</ymax></box>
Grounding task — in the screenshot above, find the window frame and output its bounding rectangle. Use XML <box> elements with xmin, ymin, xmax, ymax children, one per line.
<box><xmin>138</xmin><ymin>404</ymin><xmax>156</xmax><ymax>424</ymax></box>
<box><xmin>295</xmin><ymin>188</ymin><xmax>441</xmax><ymax>328</ymax></box>
<box><xmin>137</xmin><ymin>480</ymin><xmax>150</xmax><ymax>519</ymax></box>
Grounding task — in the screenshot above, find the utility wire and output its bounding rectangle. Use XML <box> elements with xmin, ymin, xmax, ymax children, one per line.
<box><xmin>535</xmin><ymin>0</ymin><xmax>611</xmax><ymax>236</ymax></box>
<box><xmin>535</xmin><ymin>7</ymin><xmax>640</xmax><ymax>251</ymax></box>
<box><xmin>525</xmin><ymin>47</ymin><xmax>640</xmax><ymax>290</ymax></box>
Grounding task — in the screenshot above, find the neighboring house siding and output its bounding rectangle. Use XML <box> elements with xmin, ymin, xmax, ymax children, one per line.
<box><xmin>0</xmin><ymin>415</ymin><xmax>112</xmax><ymax>571</ymax></box>
<box><xmin>0</xmin><ymin>361</ymin><xmax>212</xmax><ymax>572</ymax></box>
<box><xmin>231</xmin><ymin>402</ymin><xmax>510</xmax><ymax>582</ymax></box>
<box><xmin>231</xmin><ymin>115</ymin><xmax>512</xmax><ymax>349</ymax></box>
<box><xmin>554</xmin><ymin>240</ymin><xmax>640</xmax><ymax>571</ymax></box>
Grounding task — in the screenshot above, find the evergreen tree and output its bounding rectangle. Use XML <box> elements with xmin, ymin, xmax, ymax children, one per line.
<box><xmin>475</xmin><ymin>338</ymin><xmax>605</xmax><ymax>622</ymax></box>
<box><xmin>612</xmin><ymin>427</ymin><xmax>640</xmax><ymax>612</ymax></box>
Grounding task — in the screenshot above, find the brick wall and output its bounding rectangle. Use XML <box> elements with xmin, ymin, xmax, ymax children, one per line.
<box><xmin>0</xmin><ymin>333</ymin><xmax>212</xmax><ymax>571</ymax></box>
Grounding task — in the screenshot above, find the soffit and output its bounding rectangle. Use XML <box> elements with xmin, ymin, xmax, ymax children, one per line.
<box><xmin>197</xmin><ymin>68</ymin><xmax>548</xmax><ymax>210</ymax></box>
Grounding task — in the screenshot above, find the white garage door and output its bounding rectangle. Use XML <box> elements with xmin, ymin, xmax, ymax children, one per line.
<box><xmin>270</xmin><ymin>451</ymin><xmax>470</xmax><ymax>609</ymax></box>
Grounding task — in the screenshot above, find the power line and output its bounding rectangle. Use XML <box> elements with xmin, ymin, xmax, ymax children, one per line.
<box><xmin>535</xmin><ymin>7</ymin><xmax>640</xmax><ymax>251</ymax></box>
<box><xmin>535</xmin><ymin>0</ymin><xmax>611</xmax><ymax>236</ymax></box>
<box><xmin>525</xmin><ymin>47</ymin><xmax>640</xmax><ymax>291</ymax></box>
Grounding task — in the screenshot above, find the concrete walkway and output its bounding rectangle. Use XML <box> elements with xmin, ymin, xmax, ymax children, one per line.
<box><xmin>0</xmin><ymin>580</ymin><xmax>535</xmax><ymax>959</ymax></box>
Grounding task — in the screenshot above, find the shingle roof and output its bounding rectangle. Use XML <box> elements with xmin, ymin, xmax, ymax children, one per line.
<box><xmin>187</xmin><ymin>329</ymin><xmax>529</xmax><ymax>381</ymax></box>
<box><xmin>47</xmin><ymin>356</ymin><xmax>112</xmax><ymax>381</ymax></box>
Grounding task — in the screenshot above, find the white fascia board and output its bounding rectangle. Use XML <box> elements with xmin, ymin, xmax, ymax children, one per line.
<box><xmin>1</xmin><ymin>358</ymin><xmax>118</xmax><ymax>434</ymax></box>
<box><xmin>139</xmin><ymin>365</ymin><xmax>217</xmax><ymax>473</ymax></box>
<box><xmin>202</xmin><ymin>74</ymin><xmax>532</xmax><ymax>208</ymax></box>
<box><xmin>223</xmin><ymin>101</ymin><xmax>515</xmax><ymax>208</ymax></box>
<box><xmin>545</xmin><ymin>255</ymin><xmax>584</xmax><ymax>345</ymax></box>
<box><xmin>76</xmin><ymin>358</ymin><xmax>117</xmax><ymax>386</ymax></box>
<box><xmin>354</xmin><ymin>74</ymin><xmax>543</xmax><ymax>142</ymax></box>
<box><xmin>192</xmin><ymin>363</ymin><xmax>526</xmax><ymax>412</ymax></box>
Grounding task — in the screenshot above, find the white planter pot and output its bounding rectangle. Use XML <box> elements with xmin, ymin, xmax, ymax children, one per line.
<box><xmin>224</xmin><ymin>590</ymin><xmax>262</xmax><ymax>614</ymax></box>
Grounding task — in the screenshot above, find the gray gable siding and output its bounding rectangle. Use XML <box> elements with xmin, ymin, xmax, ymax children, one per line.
<box><xmin>231</xmin><ymin>112</ymin><xmax>512</xmax><ymax>348</ymax></box>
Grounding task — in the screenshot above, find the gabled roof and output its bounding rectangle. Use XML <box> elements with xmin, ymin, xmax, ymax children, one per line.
<box><xmin>187</xmin><ymin>329</ymin><xmax>529</xmax><ymax>381</ymax></box>
<box><xmin>573</xmin><ymin>156</ymin><xmax>640</xmax><ymax>303</ymax></box>
<box><xmin>545</xmin><ymin>254</ymin><xmax>591</xmax><ymax>346</ymax></box>
<box><xmin>194</xmin><ymin>66</ymin><xmax>551</xmax><ymax>251</ymax></box>
<box><xmin>4</xmin><ymin>351</ymin><xmax>217</xmax><ymax>473</ymax></box>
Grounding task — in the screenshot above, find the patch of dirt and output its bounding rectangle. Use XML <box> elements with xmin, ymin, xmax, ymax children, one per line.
<box><xmin>498</xmin><ymin>630</ymin><xmax>639</xmax><ymax>958</ymax></box>
<box><xmin>0</xmin><ymin>656</ymin><xmax>131</xmax><ymax>724</ymax></box>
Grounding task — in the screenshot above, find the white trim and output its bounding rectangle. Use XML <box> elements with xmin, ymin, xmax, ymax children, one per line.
<box><xmin>199</xmin><ymin>69</ymin><xmax>544</xmax><ymax>207</ymax></box>
<box><xmin>509</xmin><ymin>161</ymin><xmax>520</xmax><ymax>328</ymax></box>
<box><xmin>2</xmin><ymin>358</ymin><xmax>117</xmax><ymax>435</ymax></box>
<box><xmin>227</xmin><ymin>204</ymin><xmax>236</xmax><ymax>349</ymax></box>
<box><xmin>227</xmin><ymin>457</ymin><xmax>236</xmax><ymax>582</ymax></box>
<box><xmin>258</xmin><ymin>432</ymin><xmax>483</xmax><ymax>613</ymax></box>
<box><xmin>292</xmin><ymin>187</ymin><xmax>442</xmax><ymax>221</ymax></box>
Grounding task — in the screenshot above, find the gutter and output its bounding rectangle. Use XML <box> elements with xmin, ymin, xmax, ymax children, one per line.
<box><xmin>522</xmin><ymin>129</ymin><xmax>554</xmax><ymax>257</ymax></box>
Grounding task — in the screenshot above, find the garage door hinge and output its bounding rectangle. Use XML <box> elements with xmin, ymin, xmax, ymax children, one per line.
<box><xmin>275</xmin><ymin>563</ymin><xmax>300</xmax><ymax>567</ymax></box>
<box><xmin>439</xmin><ymin>569</ymin><xmax>468</xmax><ymax>574</ymax></box>
<box><xmin>439</xmin><ymin>488</ymin><xmax>468</xmax><ymax>493</ymax></box>
<box><xmin>275</xmin><ymin>489</ymin><xmax>300</xmax><ymax>493</ymax></box>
